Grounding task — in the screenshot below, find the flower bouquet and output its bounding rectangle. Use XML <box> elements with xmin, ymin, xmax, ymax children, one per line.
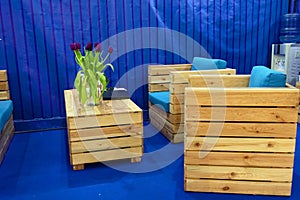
<box><xmin>70</xmin><ymin>42</ymin><xmax>114</xmax><ymax>105</ymax></box>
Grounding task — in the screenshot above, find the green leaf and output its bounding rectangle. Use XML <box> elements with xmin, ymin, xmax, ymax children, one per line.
<box><xmin>74</xmin><ymin>70</ymin><xmax>83</xmax><ymax>90</ymax></box>
<box><xmin>104</xmin><ymin>63</ymin><xmax>114</xmax><ymax>71</ymax></box>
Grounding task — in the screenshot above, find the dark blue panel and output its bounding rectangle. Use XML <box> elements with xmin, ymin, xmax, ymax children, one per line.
<box><xmin>32</xmin><ymin>0</ymin><xmax>52</xmax><ymax>118</ymax></box>
<box><xmin>179</xmin><ymin>0</ymin><xmax>187</xmax><ymax>63</ymax></box>
<box><xmin>23</xmin><ymin>0</ymin><xmax>42</xmax><ymax>118</ymax></box>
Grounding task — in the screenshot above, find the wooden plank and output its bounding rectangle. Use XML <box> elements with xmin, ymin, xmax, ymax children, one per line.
<box><xmin>148</xmin><ymin>64</ymin><xmax>191</xmax><ymax>75</ymax></box>
<box><xmin>171</xmin><ymin>68</ymin><xmax>236</xmax><ymax>83</ymax></box>
<box><xmin>189</xmin><ymin>74</ymin><xmax>250</xmax><ymax>87</ymax></box>
<box><xmin>148</xmin><ymin>75</ymin><xmax>170</xmax><ymax>84</ymax></box>
<box><xmin>0</xmin><ymin>82</ymin><xmax>8</xmax><ymax>91</ymax></box>
<box><xmin>72</xmin><ymin>146</ymin><xmax>143</xmax><ymax>165</ymax></box>
<box><xmin>185</xmin><ymin>122</ymin><xmax>297</xmax><ymax>138</ymax></box>
<box><xmin>170</xmin><ymin>94</ymin><xmax>184</xmax><ymax>105</ymax></box>
<box><xmin>185</xmin><ymin>106</ymin><xmax>298</xmax><ymax>123</ymax></box>
<box><xmin>185</xmin><ymin>137</ymin><xmax>295</xmax><ymax>152</ymax></box>
<box><xmin>184</xmin><ymin>151</ymin><xmax>295</xmax><ymax>167</ymax></box>
<box><xmin>67</xmin><ymin>112</ymin><xmax>142</xmax><ymax>130</ymax></box>
<box><xmin>0</xmin><ymin>70</ymin><xmax>7</xmax><ymax>81</ymax></box>
<box><xmin>69</xmin><ymin>124</ymin><xmax>143</xmax><ymax>142</ymax></box>
<box><xmin>0</xmin><ymin>116</ymin><xmax>14</xmax><ymax>164</ymax></box>
<box><xmin>185</xmin><ymin>165</ymin><xmax>293</xmax><ymax>182</ymax></box>
<box><xmin>70</xmin><ymin>136</ymin><xmax>143</xmax><ymax>153</ymax></box>
<box><xmin>0</xmin><ymin>91</ymin><xmax>10</xmax><ymax>100</ymax></box>
<box><xmin>170</xmin><ymin>103</ymin><xmax>184</xmax><ymax>114</ymax></box>
<box><xmin>185</xmin><ymin>179</ymin><xmax>292</xmax><ymax>196</ymax></box>
<box><xmin>149</xmin><ymin>104</ymin><xmax>182</xmax><ymax>124</ymax></box>
<box><xmin>169</xmin><ymin>83</ymin><xmax>188</xmax><ymax>94</ymax></box>
<box><xmin>150</xmin><ymin>111</ymin><xmax>184</xmax><ymax>143</ymax></box>
<box><xmin>149</xmin><ymin>108</ymin><xmax>183</xmax><ymax>132</ymax></box>
<box><xmin>185</xmin><ymin>88</ymin><xmax>299</xmax><ymax>107</ymax></box>
<box><xmin>148</xmin><ymin>83</ymin><xmax>169</xmax><ymax>92</ymax></box>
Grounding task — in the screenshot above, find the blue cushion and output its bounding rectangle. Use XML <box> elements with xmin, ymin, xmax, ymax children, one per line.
<box><xmin>191</xmin><ymin>57</ymin><xmax>227</xmax><ymax>70</ymax></box>
<box><xmin>249</xmin><ymin>66</ymin><xmax>287</xmax><ymax>87</ymax></box>
<box><xmin>149</xmin><ymin>91</ymin><xmax>170</xmax><ymax>112</ymax></box>
<box><xmin>0</xmin><ymin>100</ymin><xmax>13</xmax><ymax>132</ymax></box>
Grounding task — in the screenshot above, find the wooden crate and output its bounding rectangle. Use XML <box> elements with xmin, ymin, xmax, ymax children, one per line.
<box><xmin>0</xmin><ymin>70</ymin><xmax>14</xmax><ymax>165</ymax></box>
<box><xmin>64</xmin><ymin>90</ymin><xmax>143</xmax><ymax>170</ymax></box>
<box><xmin>148</xmin><ymin>64</ymin><xmax>236</xmax><ymax>143</ymax></box>
<box><xmin>184</xmin><ymin>75</ymin><xmax>299</xmax><ymax>196</ymax></box>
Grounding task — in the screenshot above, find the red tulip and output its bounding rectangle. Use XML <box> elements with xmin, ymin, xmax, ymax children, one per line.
<box><xmin>108</xmin><ymin>46</ymin><xmax>113</xmax><ymax>53</ymax></box>
<box><xmin>94</xmin><ymin>43</ymin><xmax>102</xmax><ymax>52</ymax></box>
<box><xmin>85</xmin><ymin>42</ymin><xmax>93</xmax><ymax>51</ymax></box>
<box><xmin>75</xmin><ymin>43</ymin><xmax>81</xmax><ymax>50</ymax></box>
<box><xmin>70</xmin><ymin>43</ymin><xmax>77</xmax><ymax>51</ymax></box>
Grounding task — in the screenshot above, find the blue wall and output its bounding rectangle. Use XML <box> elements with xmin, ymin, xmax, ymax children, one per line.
<box><xmin>0</xmin><ymin>0</ymin><xmax>288</xmax><ymax>131</ymax></box>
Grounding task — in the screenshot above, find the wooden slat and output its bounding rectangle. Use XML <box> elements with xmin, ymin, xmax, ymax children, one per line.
<box><xmin>148</xmin><ymin>75</ymin><xmax>170</xmax><ymax>84</ymax></box>
<box><xmin>185</xmin><ymin>122</ymin><xmax>297</xmax><ymax>138</ymax></box>
<box><xmin>189</xmin><ymin>74</ymin><xmax>250</xmax><ymax>87</ymax></box>
<box><xmin>69</xmin><ymin>124</ymin><xmax>143</xmax><ymax>142</ymax></box>
<box><xmin>0</xmin><ymin>116</ymin><xmax>14</xmax><ymax>164</ymax></box>
<box><xmin>185</xmin><ymin>88</ymin><xmax>299</xmax><ymax>107</ymax></box>
<box><xmin>149</xmin><ymin>104</ymin><xmax>182</xmax><ymax>124</ymax></box>
<box><xmin>70</xmin><ymin>136</ymin><xmax>143</xmax><ymax>153</ymax></box>
<box><xmin>0</xmin><ymin>82</ymin><xmax>8</xmax><ymax>91</ymax></box>
<box><xmin>185</xmin><ymin>179</ymin><xmax>291</xmax><ymax>196</ymax></box>
<box><xmin>170</xmin><ymin>103</ymin><xmax>184</xmax><ymax>114</ymax></box>
<box><xmin>0</xmin><ymin>70</ymin><xmax>7</xmax><ymax>81</ymax></box>
<box><xmin>149</xmin><ymin>108</ymin><xmax>183</xmax><ymax>132</ymax></box>
<box><xmin>148</xmin><ymin>83</ymin><xmax>169</xmax><ymax>92</ymax></box>
<box><xmin>72</xmin><ymin>146</ymin><xmax>143</xmax><ymax>165</ymax></box>
<box><xmin>184</xmin><ymin>151</ymin><xmax>295</xmax><ymax>167</ymax></box>
<box><xmin>185</xmin><ymin>137</ymin><xmax>295</xmax><ymax>152</ymax></box>
<box><xmin>185</xmin><ymin>106</ymin><xmax>298</xmax><ymax>123</ymax></box>
<box><xmin>170</xmin><ymin>83</ymin><xmax>188</xmax><ymax>94</ymax></box>
<box><xmin>185</xmin><ymin>165</ymin><xmax>293</xmax><ymax>182</ymax></box>
<box><xmin>171</xmin><ymin>68</ymin><xmax>236</xmax><ymax>83</ymax></box>
<box><xmin>170</xmin><ymin>94</ymin><xmax>184</xmax><ymax>105</ymax></box>
<box><xmin>148</xmin><ymin>64</ymin><xmax>191</xmax><ymax>75</ymax></box>
<box><xmin>67</xmin><ymin>112</ymin><xmax>142</xmax><ymax>130</ymax></box>
<box><xmin>0</xmin><ymin>91</ymin><xmax>10</xmax><ymax>100</ymax></box>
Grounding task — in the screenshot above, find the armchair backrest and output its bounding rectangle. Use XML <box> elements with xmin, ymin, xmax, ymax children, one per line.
<box><xmin>0</xmin><ymin>70</ymin><xmax>10</xmax><ymax>100</ymax></box>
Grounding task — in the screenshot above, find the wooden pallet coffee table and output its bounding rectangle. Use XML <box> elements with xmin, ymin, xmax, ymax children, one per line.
<box><xmin>64</xmin><ymin>89</ymin><xmax>143</xmax><ymax>170</ymax></box>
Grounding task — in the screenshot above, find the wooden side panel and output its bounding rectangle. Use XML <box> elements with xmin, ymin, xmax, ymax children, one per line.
<box><xmin>185</xmin><ymin>88</ymin><xmax>299</xmax><ymax>107</ymax></box>
<box><xmin>72</xmin><ymin>147</ymin><xmax>143</xmax><ymax>165</ymax></box>
<box><xmin>148</xmin><ymin>64</ymin><xmax>191</xmax><ymax>75</ymax></box>
<box><xmin>0</xmin><ymin>116</ymin><xmax>15</xmax><ymax>164</ymax></box>
<box><xmin>148</xmin><ymin>83</ymin><xmax>169</xmax><ymax>92</ymax></box>
<box><xmin>185</xmin><ymin>165</ymin><xmax>293</xmax><ymax>182</ymax></box>
<box><xmin>185</xmin><ymin>122</ymin><xmax>297</xmax><ymax>138</ymax></box>
<box><xmin>69</xmin><ymin>124</ymin><xmax>143</xmax><ymax>142</ymax></box>
<box><xmin>185</xmin><ymin>107</ymin><xmax>298</xmax><ymax>123</ymax></box>
<box><xmin>149</xmin><ymin>104</ymin><xmax>182</xmax><ymax>124</ymax></box>
<box><xmin>0</xmin><ymin>91</ymin><xmax>10</xmax><ymax>100</ymax></box>
<box><xmin>185</xmin><ymin>179</ymin><xmax>291</xmax><ymax>196</ymax></box>
<box><xmin>184</xmin><ymin>151</ymin><xmax>295</xmax><ymax>168</ymax></box>
<box><xmin>171</xmin><ymin>69</ymin><xmax>236</xmax><ymax>84</ymax></box>
<box><xmin>0</xmin><ymin>70</ymin><xmax>7</xmax><ymax>81</ymax></box>
<box><xmin>70</xmin><ymin>136</ymin><xmax>143</xmax><ymax>153</ymax></box>
<box><xmin>67</xmin><ymin>112</ymin><xmax>143</xmax><ymax>130</ymax></box>
<box><xmin>185</xmin><ymin>137</ymin><xmax>295</xmax><ymax>153</ymax></box>
<box><xmin>0</xmin><ymin>82</ymin><xmax>8</xmax><ymax>91</ymax></box>
<box><xmin>170</xmin><ymin>94</ymin><xmax>184</xmax><ymax>105</ymax></box>
<box><xmin>148</xmin><ymin>75</ymin><xmax>170</xmax><ymax>83</ymax></box>
<box><xmin>189</xmin><ymin>74</ymin><xmax>250</xmax><ymax>87</ymax></box>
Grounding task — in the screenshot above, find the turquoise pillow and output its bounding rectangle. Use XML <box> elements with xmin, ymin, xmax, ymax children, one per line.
<box><xmin>249</xmin><ymin>66</ymin><xmax>287</xmax><ymax>87</ymax></box>
<box><xmin>191</xmin><ymin>57</ymin><xmax>227</xmax><ymax>70</ymax></box>
<box><xmin>0</xmin><ymin>100</ymin><xmax>13</xmax><ymax>133</ymax></box>
<box><xmin>149</xmin><ymin>91</ymin><xmax>170</xmax><ymax>112</ymax></box>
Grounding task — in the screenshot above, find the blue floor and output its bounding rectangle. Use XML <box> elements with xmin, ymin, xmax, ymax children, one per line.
<box><xmin>0</xmin><ymin>122</ymin><xmax>299</xmax><ymax>200</ymax></box>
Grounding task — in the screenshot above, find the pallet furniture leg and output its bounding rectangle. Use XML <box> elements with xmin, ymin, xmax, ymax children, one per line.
<box><xmin>131</xmin><ymin>157</ymin><xmax>141</xmax><ymax>163</ymax></box>
<box><xmin>73</xmin><ymin>164</ymin><xmax>84</xmax><ymax>170</ymax></box>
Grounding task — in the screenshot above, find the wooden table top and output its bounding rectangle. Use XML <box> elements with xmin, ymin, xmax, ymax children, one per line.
<box><xmin>64</xmin><ymin>89</ymin><xmax>142</xmax><ymax>117</ymax></box>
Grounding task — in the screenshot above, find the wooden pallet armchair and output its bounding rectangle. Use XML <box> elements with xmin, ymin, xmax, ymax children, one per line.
<box><xmin>184</xmin><ymin>74</ymin><xmax>299</xmax><ymax>196</ymax></box>
<box><xmin>0</xmin><ymin>70</ymin><xmax>15</xmax><ymax>164</ymax></box>
<box><xmin>148</xmin><ymin>64</ymin><xmax>236</xmax><ymax>143</ymax></box>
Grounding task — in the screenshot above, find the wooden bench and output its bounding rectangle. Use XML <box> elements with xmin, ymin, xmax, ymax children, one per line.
<box><xmin>148</xmin><ymin>64</ymin><xmax>235</xmax><ymax>143</ymax></box>
<box><xmin>184</xmin><ymin>74</ymin><xmax>299</xmax><ymax>196</ymax></box>
<box><xmin>0</xmin><ymin>70</ymin><xmax>14</xmax><ymax>164</ymax></box>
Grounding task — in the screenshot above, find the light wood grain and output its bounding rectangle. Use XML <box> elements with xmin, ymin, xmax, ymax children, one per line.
<box><xmin>185</xmin><ymin>122</ymin><xmax>297</xmax><ymax>138</ymax></box>
<box><xmin>148</xmin><ymin>75</ymin><xmax>170</xmax><ymax>83</ymax></box>
<box><xmin>148</xmin><ymin>64</ymin><xmax>191</xmax><ymax>75</ymax></box>
<box><xmin>185</xmin><ymin>137</ymin><xmax>295</xmax><ymax>152</ymax></box>
<box><xmin>184</xmin><ymin>151</ymin><xmax>295</xmax><ymax>167</ymax></box>
<box><xmin>189</xmin><ymin>74</ymin><xmax>250</xmax><ymax>87</ymax></box>
<box><xmin>0</xmin><ymin>82</ymin><xmax>8</xmax><ymax>91</ymax></box>
<box><xmin>148</xmin><ymin>83</ymin><xmax>169</xmax><ymax>92</ymax></box>
<box><xmin>0</xmin><ymin>70</ymin><xmax>7</xmax><ymax>81</ymax></box>
<box><xmin>185</xmin><ymin>179</ymin><xmax>292</xmax><ymax>196</ymax></box>
<box><xmin>149</xmin><ymin>103</ymin><xmax>182</xmax><ymax>124</ymax></box>
<box><xmin>185</xmin><ymin>165</ymin><xmax>293</xmax><ymax>182</ymax></box>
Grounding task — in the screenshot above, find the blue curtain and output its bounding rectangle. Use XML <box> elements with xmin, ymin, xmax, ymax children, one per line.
<box><xmin>0</xmin><ymin>0</ymin><xmax>288</xmax><ymax>130</ymax></box>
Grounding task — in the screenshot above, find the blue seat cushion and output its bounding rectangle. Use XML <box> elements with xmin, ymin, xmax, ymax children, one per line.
<box><xmin>0</xmin><ymin>100</ymin><xmax>13</xmax><ymax>133</ymax></box>
<box><xmin>149</xmin><ymin>91</ymin><xmax>170</xmax><ymax>112</ymax></box>
<box><xmin>249</xmin><ymin>66</ymin><xmax>287</xmax><ymax>87</ymax></box>
<box><xmin>191</xmin><ymin>57</ymin><xmax>227</xmax><ymax>70</ymax></box>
